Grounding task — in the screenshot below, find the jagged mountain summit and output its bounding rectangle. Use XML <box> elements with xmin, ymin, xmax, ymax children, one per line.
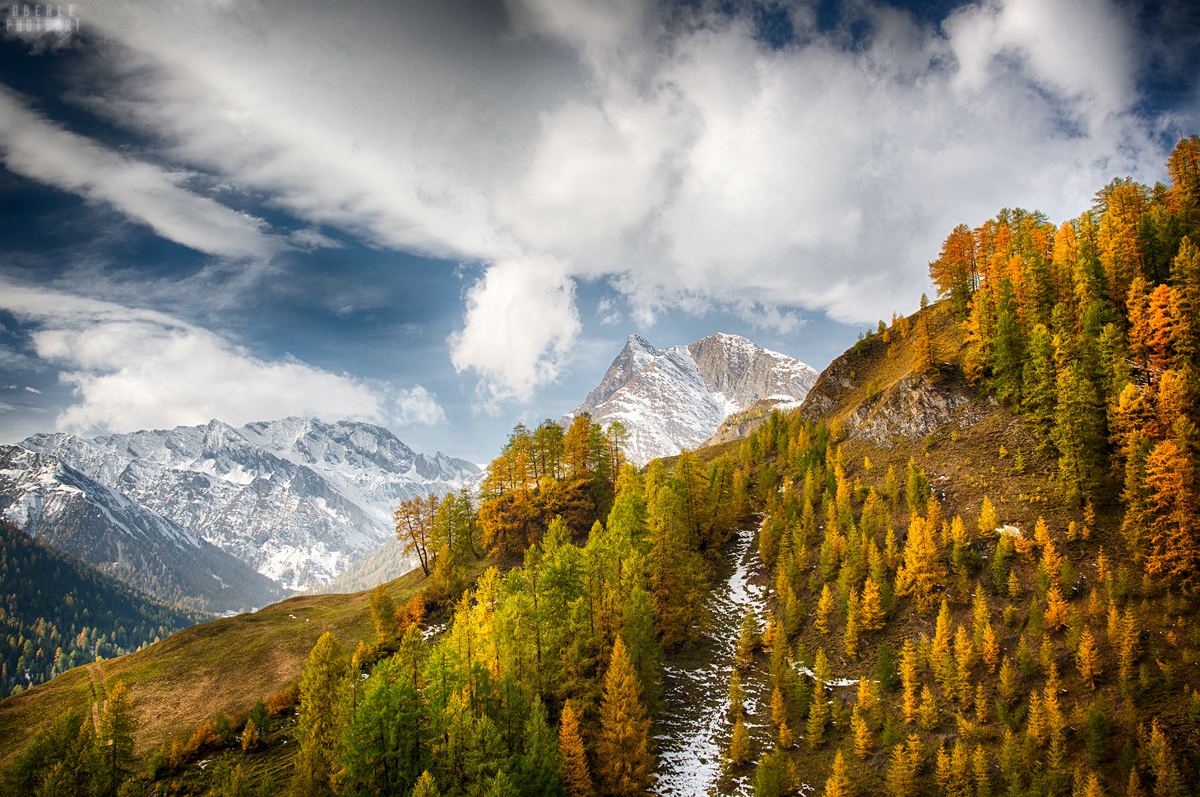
<box><xmin>0</xmin><ymin>445</ymin><xmax>283</xmax><ymax>614</ymax></box>
<box><xmin>20</xmin><ymin>417</ymin><xmax>480</xmax><ymax>591</ymax></box>
<box><xmin>562</xmin><ymin>333</ymin><xmax>818</xmax><ymax>465</ymax></box>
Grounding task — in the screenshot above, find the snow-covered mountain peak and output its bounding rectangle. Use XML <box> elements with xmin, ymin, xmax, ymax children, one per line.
<box><xmin>20</xmin><ymin>417</ymin><xmax>480</xmax><ymax>590</ymax></box>
<box><xmin>0</xmin><ymin>444</ymin><xmax>283</xmax><ymax>613</ymax></box>
<box><xmin>563</xmin><ymin>333</ymin><xmax>819</xmax><ymax>465</ymax></box>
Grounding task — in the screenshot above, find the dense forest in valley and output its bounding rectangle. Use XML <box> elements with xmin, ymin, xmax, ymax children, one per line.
<box><xmin>0</xmin><ymin>520</ymin><xmax>206</xmax><ymax>698</ymax></box>
<box><xmin>3</xmin><ymin>136</ymin><xmax>1200</xmax><ymax>797</ymax></box>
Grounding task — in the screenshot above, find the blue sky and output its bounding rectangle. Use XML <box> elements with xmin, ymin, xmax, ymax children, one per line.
<box><xmin>0</xmin><ymin>0</ymin><xmax>1196</xmax><ymax>463</ymax></box>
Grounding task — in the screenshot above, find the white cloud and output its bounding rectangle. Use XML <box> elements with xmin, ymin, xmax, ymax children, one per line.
<box><xmin>394</xmin><ymin>386</ymin><xmax>447</xmax><ymax>427</ymax></box>
<box><xmin>0</xmin><ymin>280</ymin><xmax>444</xmax><ymax>434</ymax></box>
<box><xmin>68</xmin><ymin>0</ymin><xmax>553</xmax><ymax>261</ymax></box>
<box><xmin>945</xmin><ymin>0</ymin><xmax>1135</xmax><ymax>122</ymax></box>
<box><xmin>23</xmin><ymin>386</ymin><xmax>40</xmax><ymax>394</ymax></box>
<box><xmin>448</xmin><ymin>256</ymin><xmax>581</xmax><ymax>407</ymax></box>
<box><xmin>7</xmin><ymin>0</ymin><xmax>1188</xmax><ymax>401</ymax></box>
<box><xmin>735</xmin><ymin>301</ymin><xmax>804</xmax><ymax>336</ymax></box>
<box><xmin>0</xmin><ymin>85</ymin><xmax>285</xmax><ymax>260</ymax></box>
<box><xmin>596</xmin><ymin>298</ymin><xmax>622</xmax><ymax>326</ymax></box>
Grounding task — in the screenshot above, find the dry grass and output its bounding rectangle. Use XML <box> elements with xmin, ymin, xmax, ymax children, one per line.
<box><xmin>0</xmin><ymin>566</ymin><xmax>440</xmax><ymax>762</ymax></box>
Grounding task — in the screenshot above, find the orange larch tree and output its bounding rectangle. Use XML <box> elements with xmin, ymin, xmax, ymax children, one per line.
<box><xmin>1144</xmin><ymin>439</ymin><xmax>1199</xmax><ymax>589</ymax></box>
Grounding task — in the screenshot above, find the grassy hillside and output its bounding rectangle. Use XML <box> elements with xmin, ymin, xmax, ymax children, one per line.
<box><xmin>0</xmin><ymin>559</ymin><xmax>494</xmax><ymax>766</ymax></box>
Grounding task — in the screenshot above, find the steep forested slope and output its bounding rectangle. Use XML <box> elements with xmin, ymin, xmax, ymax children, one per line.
<box><xmin>0</xmin><ymin>519</ymin><xmax>206</xmax><ymax>698</ymax></box>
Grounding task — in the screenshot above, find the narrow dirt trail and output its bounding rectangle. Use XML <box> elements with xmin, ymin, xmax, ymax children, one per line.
<box><xmin>85</xmin><ymin>663</ymin><xmax>106</xmax><ymax>731</ymax></box>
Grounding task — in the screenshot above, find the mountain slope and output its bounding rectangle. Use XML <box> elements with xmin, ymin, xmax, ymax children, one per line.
<box><xmin>22</xmin><ymin>418</ymin><xmax>481</xmax><ymax>590</ymax></box>
<box><xmin>0</xmin><ymin>519</ymin><xmax>206</xmax><ymax>697</ymax></box>
<box><xmin>563</xmin><ymin>333</ymin><xmax>818</xmax><ymax>464</ymax></box>
<box><xmin>0</xmin><ymin>446</ymin><xmax>285</xmax><ymax>614</ymax></box>
<box><xmin>0</xmin><ymin>555</ymin><xmax>499</xmax><ymax>766</ymax></box>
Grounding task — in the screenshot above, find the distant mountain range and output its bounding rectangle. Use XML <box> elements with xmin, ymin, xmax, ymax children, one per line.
<box><xmin>562</xmin><ymin>333</ymin><xmax>818</xmax><ymax>464</ymax></box>
<box><xmin>0</xmin><ymin>445</ymin><xmax>282</xmax><ymax>614</ymax></box>
<box><xmin>3</xmin><ymin>418</ymin><xmax>480</xmax><ymax>601</ymax></box>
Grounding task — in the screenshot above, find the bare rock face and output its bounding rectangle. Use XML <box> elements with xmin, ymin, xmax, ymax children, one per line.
<box><xmin>563</xmin><ymin>333</ymin><xmax>818</xmax><ymax>465</ymax></box>
<box><xmin>573</xmin><ymin>335</ymin><xmax>661</xmax><ymax>416</ymax></box>
<box><xmin>800</xmin><ymin>353</ymin><xmax>987</xmax><ymax>447</ymax></box>
<box><xmin>687</xmin><ymin>334</ymin><xmax>817</xmax><ymax>410</ymax></box>
<box><xmin>848</xmin><ymin>374</ymin><xmax>985</xmax><ymax>444</ymax></box>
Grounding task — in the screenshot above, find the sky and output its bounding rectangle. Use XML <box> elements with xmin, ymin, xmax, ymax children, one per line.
<box><xmin>0</xmin><ymin>0</ymin><xmax>1197</xmax><ymax>463</ymax></box>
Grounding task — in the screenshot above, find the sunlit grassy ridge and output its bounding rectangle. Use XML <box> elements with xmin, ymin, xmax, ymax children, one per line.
<box><xmin>0</xmin><ymin>562</ymin><xmax>481</xmax><ymax>765</ymax></box>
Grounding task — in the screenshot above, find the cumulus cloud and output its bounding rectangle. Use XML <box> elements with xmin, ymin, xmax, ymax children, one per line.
<box><xmin>0</xmin><ymin>280</ymin><xmax>445</xmax><ymax>434</ymax></box>
<box><xmin>8</xmin><ymin>0</ymin><xmax>1189</xmax><ymax>402</ymax></box>
<box><xmin>448</xmin><ymin>256</ymin><xmax>582</xmax><ymax>407</ymax></box>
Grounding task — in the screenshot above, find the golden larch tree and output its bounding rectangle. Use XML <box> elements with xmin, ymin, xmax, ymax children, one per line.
<box><xmin>900</xmin><ymin>639</ymin><xmax>920</xmax><ymax>724</ymax></box>
<box><xmin>816</xmin><ymin>584</ymin><xmax>835</xmax><ymax>634</ymax></box>
<box><xmin>1075</xmin><ymin>628</ymin><xmax>1101</xmax><ymax>689</ymax></box>
<box><xmin>559</xmin><ymin>701</ymin><xmax>593</xmax><ymax>797</ymax></box>
<box><xmin>886</xmin><ymin>735</ymin><xmax>921</xmax><ymax>797</ymax></box>
<box><xmin>860</xmin><ymin>578</ymin><xmax>885</xmax><ymax>632</ymax></box>
<box><xmin>896</xmin><ymin>516</ymin><xmax>946</xmax><ymax>613</ymax></box>
<box><xmin>823</xmin><ymin>750</ymin><xmax>852</xmax><ymax>797</ymax></box>
<box><xmin>729</xmin><ymin>715</ymin><xmax>750</xmax><ymax>767</ymax></box>
<box><xmin>852</xmin><ymin>708</ymin><xmax>872</xmax><ymax>760</ymax></box>
<box><xmin>1144</xmin><ymin>439</ymin><xmax>1199</xmax><ymax>588</ymax></box>
<box><xmin>596</xmin><ymin>637</ymin><xmax>652</xmax><ymax>796</ymax></box>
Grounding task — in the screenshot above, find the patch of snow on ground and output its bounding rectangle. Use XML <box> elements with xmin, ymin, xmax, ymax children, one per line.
<box><xmin>654</xmin><ymin>526</ymin><xmax>769</xmax><ymax>797</ymax></box>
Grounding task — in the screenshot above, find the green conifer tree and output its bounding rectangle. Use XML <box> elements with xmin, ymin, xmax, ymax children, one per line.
<box><xmin>97</xmin><ymin>680</ymin><xmax>137</xmax><ymax>797</ymax></box>
<box><xmin>292</xmin><ymin>632</ymin><xmax>348</xmax><ymax>797</ymax></box>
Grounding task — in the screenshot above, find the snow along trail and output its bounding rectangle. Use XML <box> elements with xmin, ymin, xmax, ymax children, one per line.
<box><xmin>653</xmin><ymin>526</ymin><xmax>776</xmax><ymax>796</ymax></box>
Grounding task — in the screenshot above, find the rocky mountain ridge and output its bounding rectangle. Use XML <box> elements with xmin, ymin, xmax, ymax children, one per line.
<box><xmin>0</xmin><ymin>445</ymin><xmax>283</xmax><ymax>614</ymax></box>
<box><xmin>17</xmin><ymin>417</ymin><xmax>480</xmax><ymax>591</ymax></box>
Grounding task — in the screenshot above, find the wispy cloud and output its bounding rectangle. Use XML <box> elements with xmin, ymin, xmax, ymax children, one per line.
<box><xmin>0</xmin><ymin>85</ymin><xmax>287</xmax><ymax>260</ymax></box>
<box><xmin>0</xmin><ymin>279</ymin><xmax>446</xmax><ymax>434</ymax></box>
